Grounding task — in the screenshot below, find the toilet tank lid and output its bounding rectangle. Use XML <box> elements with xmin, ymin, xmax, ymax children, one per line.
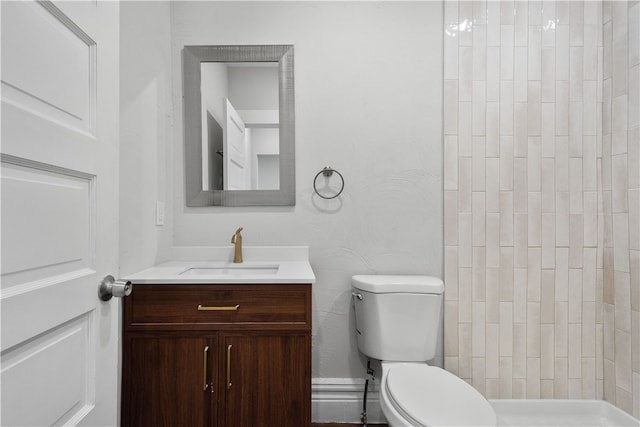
<box><xmin>352</xmin><ymin>275</ymin><xmax>444</xmax><ymax>294</ymax></box>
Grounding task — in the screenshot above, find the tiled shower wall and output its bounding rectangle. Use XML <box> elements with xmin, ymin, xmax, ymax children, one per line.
<box><xmin>443</xmin><ymin>0</ymin><xmax>639</xmax><ymax>416</ymax></box>
<box><xmin>602</xmin><ymin>1</ymin><xmax>639</xmax><ymax>416</ymax></box>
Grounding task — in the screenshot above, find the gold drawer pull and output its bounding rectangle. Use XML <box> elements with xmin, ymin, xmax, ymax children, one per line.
<box><xmin>202</xmin><ymin>345</ymin><xmax>209</xmax><ymax>391</ymax></box>
<box><xmin>197</xmin><ymin>304</ymin><xmax>240</xmax><ymax>311</ymax></box>
<box><xmin>226</xmin><ymin>344</ymin><xmax>233</xmax><ymax>390</ymax></box>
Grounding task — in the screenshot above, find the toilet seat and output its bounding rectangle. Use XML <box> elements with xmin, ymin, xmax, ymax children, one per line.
<box><xmin>384</xmin><ymin>364</ymin><xmax>496</xmax><ymax>426</ymax></box>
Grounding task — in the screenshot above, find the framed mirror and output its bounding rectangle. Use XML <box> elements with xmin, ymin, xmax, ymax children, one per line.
<box><xmin>183</xmin><ymin>45</ymin><xmax>295</xmax><ymax>206</ymax></box>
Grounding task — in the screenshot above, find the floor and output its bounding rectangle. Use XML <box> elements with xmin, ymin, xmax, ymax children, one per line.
<box><xmin>311</xmin><ymin>424</ymin><xmax>387</xmax><ymax>427</ymax></box>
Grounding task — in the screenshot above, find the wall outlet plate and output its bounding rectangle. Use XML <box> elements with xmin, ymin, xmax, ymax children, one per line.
<box><xmin>155</xmin><ymin>201</ymin><xmax>165</xmax><ymax>226</ymax></box>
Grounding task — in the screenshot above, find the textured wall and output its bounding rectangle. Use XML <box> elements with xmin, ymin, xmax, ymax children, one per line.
<box><xmin>169</xmin><ymin>1</ymin><xmax>444</xmax><ymax>380</ymax></box>
<box><xmin>602</xmin><ymin>0</ymin><xmax>639</xmax><ymax>417</ymax></box>
<box><xmin>443</xmin><ymin>0</ymin><xmax>639</xmax><ymax>417</ymax></box>
<box><xmin>119</xmin><ymin>2</ymin><xmax>173</xmax><ymax>276</ymax></box>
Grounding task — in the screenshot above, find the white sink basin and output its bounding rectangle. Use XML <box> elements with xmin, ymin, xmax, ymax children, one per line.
<box><xmin>180</xmin><ymin>264</ymin><xmax>279</xmax><ymax>276</ymax></box>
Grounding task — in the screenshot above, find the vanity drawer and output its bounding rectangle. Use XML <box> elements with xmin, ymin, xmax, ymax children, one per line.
<box><xmin>125</xmin><ymin>284</ymin><xmax>311</xmax><ymax>329</ymax></box>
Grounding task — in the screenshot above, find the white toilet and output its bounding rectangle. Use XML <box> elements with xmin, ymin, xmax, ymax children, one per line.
<box><xmin>352</xmin><ymin>275</ymin><xmax>497</xmax><ymax>427</ymax></box>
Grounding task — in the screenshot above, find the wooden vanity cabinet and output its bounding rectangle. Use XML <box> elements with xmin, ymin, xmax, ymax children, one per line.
<box><xmin>121</xmin><ymin>283</ymin><xmax>312</xmax><ymax>427</ymax></box>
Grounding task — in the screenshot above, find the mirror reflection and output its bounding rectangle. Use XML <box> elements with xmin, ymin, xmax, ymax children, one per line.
<box><xmin>183</xmin><ymin>45</ymin><xmax>295</xmax><ymax>207</ymax></box>
<box><xmin>201</xmin><ymin>62</ymin><xmax>280</xmax><ymax>191</ymax></box>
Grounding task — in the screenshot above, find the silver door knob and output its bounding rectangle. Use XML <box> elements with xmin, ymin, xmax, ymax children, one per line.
<box><xmin>99</xmin><ymin>275</ymin><xmax>132</xmax><ymax>301</ymax></box>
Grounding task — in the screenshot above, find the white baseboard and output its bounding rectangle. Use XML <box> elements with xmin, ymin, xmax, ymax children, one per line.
<box><xmin>312</xmin><ymin>378</ymin><xmax>386</xmax><ymax>423</ymax></box>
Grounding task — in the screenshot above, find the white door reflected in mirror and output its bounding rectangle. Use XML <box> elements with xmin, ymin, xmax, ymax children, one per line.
<box><xmin>201</xmin><ymin>62</ymin><xmax>280</xmax><ymax>191</ymax></box>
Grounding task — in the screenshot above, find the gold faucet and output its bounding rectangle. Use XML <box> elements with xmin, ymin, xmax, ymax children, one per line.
<box><xmin>231</xmin><ymin>227</ymin><xmax>243</xmax><ymax>263</ymax></box>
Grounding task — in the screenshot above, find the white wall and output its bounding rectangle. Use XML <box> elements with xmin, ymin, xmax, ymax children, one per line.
<box><xmin>119</xmin><ymin>1</ymin><xmax>173</xmax><ymax>276</ymax></box>
<box><xmin>170</xmin><ymin>1</ymin><xmax>444</xmax><ymax>382</ymax></box>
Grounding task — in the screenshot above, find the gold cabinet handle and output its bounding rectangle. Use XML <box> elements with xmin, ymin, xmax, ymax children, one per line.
<box><xmin>203</xmin><ymin>345</ymin><xmax>209</xmax><ymax>391</ymax></box>
<box><xmin>197</xmin><ymin>304</ymin><xmax>240</xmax><ymax>311</ymax></box>
<box><xmin>226</xmin><ymin>344</ymin><xmax>233</xmax><ymax>390</ymax></box>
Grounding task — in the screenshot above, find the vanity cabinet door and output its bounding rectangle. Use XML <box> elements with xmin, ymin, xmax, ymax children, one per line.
<box><xmin>122</xmin><ymin>333</ymin><xmax>218</xmax><ymax>427</ymax></box>
<box><xmin>220</xmin><ymin>333</ymin><xmax>311</xmax><ymax>427</ymax></box>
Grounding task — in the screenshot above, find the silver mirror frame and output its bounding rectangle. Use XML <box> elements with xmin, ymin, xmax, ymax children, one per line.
<box><xmin>183</xmin><ymin>45</ymin><xmax>295</xmax><ymax>206</ymax></box>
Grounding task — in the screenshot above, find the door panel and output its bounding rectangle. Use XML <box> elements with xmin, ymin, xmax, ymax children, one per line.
<box><xmin>223</xmin><ymin>98</ymin><xmax>247</xmax><ymax>190</ymax></box>
<box><xmin>0</xmin><ymin>1</ymin><xmax>120</xmax><ymax>425</ymax></box>
<box><xmin>122</xmin><ymin>334</ymin><xmax>215</xmax><ymax>427</ymax></box>
<box><xmin>221</xmin><ymin>333</ymin><xmax>311</xmax><ymax>427</ymax></box>
<box><xmin>1</xmin><ymin>314</ymin><xmax>94</xmax><ymax>426</ymax></box>
<box><xmin>1</xmin><ymin>0</ymin><xmax>95</xmax><ymax>134</ymax></box>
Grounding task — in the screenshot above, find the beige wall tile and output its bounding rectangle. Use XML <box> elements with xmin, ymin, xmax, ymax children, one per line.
<box><xmin>541</xmin><ymin>379</ymin><xmax>555</xmax><ymax>398</ymax></box>
<box><xmin>528</xmin><ymin>248</ymin><xmax>542</xmax><ymax>301</ymax></box>
<box><xmin>444</xmin><ymin>136</ymin><xmax>459</xmax><ymax>190</ymax></box>
<box><xmin>613</xmin><ymin>213</ymin><xmax>630</xmax><ymax>272</ymax></box>
<box><xmin>568</xmin><ymin>378</ymin><xmax>583</xmax><ymax>398</ymax></box>
<box><xmin>555</xmin><ymin>302</ymin><xmax>569</xmax><ymax>357</ymax></box>
<box><xmin>584</xmin><ymin>192</ymin><xmax>599</xmax><ymax>247</ymax></box>
<box><xmin>570</xmin><ymin>158</ymin><xmax>584</xmax><ymax>213</ymax></box>
<box><xmin>486</xmin><ymin>213</ymin><xmax>501</xmax><ymax>267</ymax></box>
<box><xmin>541</xmin><ymin>158</ymin><xmax>555</xmax><ymax>212</ymax></box>
<box><xmin>582</xmin><ymin>358</ymin><xmax>597</xmax><ymax>399</ymax></box>
<box><xmin>444</xmin><ymin>79</ymin><xmax>459</xmax><ymax>135</ymax></box>
<box><xmin>514</xmin><ymin>158</ymin><xmax>528</xmax><ymax>213</ymax></box>
<box><xmin>513</xmin><ymin>323</ymin><xmax>527</xmax><ymax>378</ymax></box>
<box><xmin>614</xmin><ymin>271</ymin><xmax>632</xmax><ymax>332</ymax></box>
<box><xmin>541</xmin><ymin>323</ymin><xmax>555</xmax><ymax>379</ymax></box>
<box><xmin>486</xmin><ymin>268</ymin><xmax>501</xmax><ymax>323</ymax></box>
<box><xmin>631</xmin><ymin>251</ymin><xmax>639</xmax><ymax>312</ymax></box>
<box><xmin>604</xmin><ymin>302</ymin><xmax>615</xmax><ymax>361</ymax></box>
<box><xmin>486</xmin><ymin>158</ymin><xmax>501</xmax><ymax>212</ymax></box>
<box><xmin>459</xmin><ymin>212</ymin><xmax>473</xmax><ymax>267</ymax></box>
<box><xmin>556</xmin><ymin>192</ymin><xmax>570</xmax><ymax>246</ymax></box>
<box><xmin>615</xmin><ymin>329</ymin><xmax>632</xmax><ymax>392</ymax></box>
<box><xmin>500</xmin><ymin>357</ymin><xmax>514</xmax><ymax>398</ymax></box>
<box><xmin>445</xmin><ymin>301</ymin><xmax>459</xmax><ymax>356</ymax></box>
<box><xmin>515</xmin><ymin>90</ymin><xmax>528</xmax><ymax>139</ymax></box>
<box><xmin>569</xmin><ymin>269</ymin><xmax>583</xmax><ymax>323</ymax></box>
<box><xmin>526</xmin><ymin>358</ymin><xmax>542</xmax><ymax>398</ymax></box>
<box><xmin>473</xmin><ymin>247</ymin><xmax>487</xmax><ymax>301</ymax></box>
<box><xmin>569</xmin><ymin>214</ymin><xmax>585</xmax><ymax>268</ymax></box>
<box><xmin>541</xmin><ymin>270</ymin><xmax>556</xmax><ymax>323</ymax></box>
<box><xmin>513</xmin><ymin>378</ymin><xmax>527</xmax><ymax>399</ymax></box>
<box><xmin>554</xmin><ymin>357</ymin><xmax>569</xmax><ymax>398</ymax></box>
<box><xmin>611</xmin><ymin>154</ymin><xmax>629</xmax><ymax>213</ymax></box>
<box><xmin>473</xmin><ymin>358</ymin><xmax>487</xmax><ymax>395</ymax></box>
<box><xmin>541</xmin><ymin>214</ymin><xmax>557</xmax><ymax>268</ymax></box>
<box><xmin>527</xmin><ymin>302</ymin><xmax>542</xmax><ymax>357</ymax></box>
<box><xmin>472</xmin><ymin>302</ymin><xmax>486</xmax><ymax>357</ymax></box>
<box><xmin>633</xmin><ymin>310</ymin><xmax>640</xmax><ymax>373</ymax></box>
<box><xmin>459</xmin><ymin>156</ymin><xmax>473</xmax><ymax>213</ymax></box>
<box><xmin>500</xmin><ymin>192</ymin><xmax>514</xmax><ymax>246</ymax></box>
<box><xmin>445</xmin><ymin>191</ymin><xmax>459</xmax><ymax>246</ymax></box>
<box><xmin>486</xmin><ymin>323</ymin><xmax>500</xmax><ymax>379</ymax></box>
<box><xmin>459</xmin><ymin>267</ymin><xmax>473</xmax><ymax>323</ymax></box>
<box><xmin>583</xmin><ymin>248</ymin><xmax>598</xmax><ymax>301</ymax></box>
<box><xmin>556</xmin><ymin>248</ymin><xmax>570</xmax><ymax>301</ymax></box>
<box><xmin>500</xmin><ymin>302</ymin><xmax>514</xmax><ymax>358</ymax></box>
<box><xmin>568</xmin><ymin>323</ymin><xmax>583</xmax><ymax>378</ymax></box>
<box><xmin>528</xmin><ymin>193</ymin><xmax>542</xmax><ymax>247</ymax></box>
<box><xmin>459</xmin><ymin>322</ymin><xmax>473</xmax><ymax>379</ymax></box>
<box><xmin>473</xmin><ymin>138</ymin><xmax>487</xmax><ymax>192</ymax></box>
<box><xmin>514</xmin><ymin>214</ymin><xmax>529</xmax><ymax>267</ymax></box>
<box><xmin>500</xmin><ymin>247</ymin><xmax>515</xmax><ymax>301</ymax></box>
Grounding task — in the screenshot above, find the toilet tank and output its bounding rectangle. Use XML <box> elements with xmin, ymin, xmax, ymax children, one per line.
<box><xmin>352</xmin><ymin>275</ymin><xmax>444</xmax><ymax>362</ymax></box>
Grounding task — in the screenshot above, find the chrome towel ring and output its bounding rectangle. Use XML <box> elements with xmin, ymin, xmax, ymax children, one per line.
<box><xmin>313</xmin><ymin>166</ymin><xmax>344</xmax><ymax>199</ymax></box>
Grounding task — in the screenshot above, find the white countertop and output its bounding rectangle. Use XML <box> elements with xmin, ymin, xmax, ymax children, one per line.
<box><xmin>123</xmin><ymin>260</ymin><xmax>316</xmax><ymax>284</ymax></box>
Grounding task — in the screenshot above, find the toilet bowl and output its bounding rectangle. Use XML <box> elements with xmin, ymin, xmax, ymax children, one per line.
<box><xmin>379</xmin><ymin>362</ymin><xmax>496</xmax><ymax>427</ymax></box>
<box><xmin>352</xmin><ymin>275</ymin><xmax>497</xmax><ymax>427</ymax></box>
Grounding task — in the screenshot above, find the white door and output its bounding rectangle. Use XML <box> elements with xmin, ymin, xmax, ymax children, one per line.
<box><xmin>223</xmin><ymin>97</ymin><xmax>247</xmax><ymax>190</ymax></box>
<box><xmin>1</xmin><ymin>1</ymin><xmax>120</xmax><ymax>426</ymax></box>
